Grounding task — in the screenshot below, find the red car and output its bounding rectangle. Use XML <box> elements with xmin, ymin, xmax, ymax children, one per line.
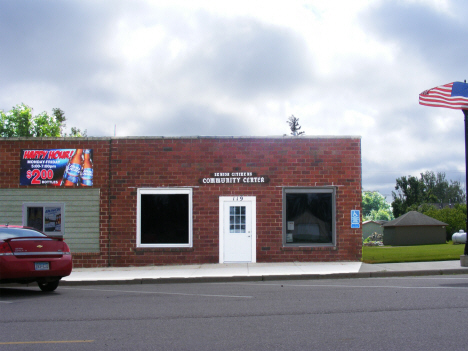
<box><xmin>0</xmin><ymin>225</ymin><xmax>72</xmax><ymax>291</ymax></box>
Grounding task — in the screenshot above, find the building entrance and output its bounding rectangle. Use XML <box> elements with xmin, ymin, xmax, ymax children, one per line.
<box><xmin>219</xmin><ymin>196</ymin><xmax>256</xmax><ymax>263</ymax></box>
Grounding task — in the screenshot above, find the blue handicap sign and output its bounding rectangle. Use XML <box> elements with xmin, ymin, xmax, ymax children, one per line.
<box><xmin>351</xmin><ymin>210</ymin><xmax>360</xmax><ymax>228</ymax></box>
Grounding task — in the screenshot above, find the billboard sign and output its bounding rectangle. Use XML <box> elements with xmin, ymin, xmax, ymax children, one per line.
<box><xmin>20</xmin><ymin>149</ymin><xmax>93</xmax><ymax>186</ymax></box>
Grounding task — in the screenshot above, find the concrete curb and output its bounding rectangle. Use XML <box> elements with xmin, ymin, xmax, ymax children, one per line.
<box><xmin>57</xmin><ymin>268</ymin><xmax>468</xmax><ymax>287</ymax></box>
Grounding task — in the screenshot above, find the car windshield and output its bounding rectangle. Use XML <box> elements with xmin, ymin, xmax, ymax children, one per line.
<box><xmin>0</xmin><ymin>227</ymin><xmax>47</xmax><ymax>240</ymax></box>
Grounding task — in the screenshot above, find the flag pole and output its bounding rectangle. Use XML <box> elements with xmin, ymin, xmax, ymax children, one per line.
<box><xmin>419</xmin><ymin>81</ymin><xmax>468</xmax><ymax>261</ymax></box>
<box><xmin>462</xmin><ymin>80</ymin><xmax>468</xmax><ymax>257</ymax></box>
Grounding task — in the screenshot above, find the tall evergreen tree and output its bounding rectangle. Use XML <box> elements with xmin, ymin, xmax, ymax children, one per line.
<box><xmin>286</xmin><ymin>115</ymin><xmax>305</xmax><ymax>136</ymax></box>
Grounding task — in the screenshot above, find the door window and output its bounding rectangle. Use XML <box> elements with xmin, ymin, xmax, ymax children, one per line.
<box><xmin>230</xmin><ymin>206</ymin><xmax>246</xmax><ymax>233</ymax></box>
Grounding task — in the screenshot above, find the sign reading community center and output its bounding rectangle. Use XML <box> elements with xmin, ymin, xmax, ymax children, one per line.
<box><xmin>20</xmin><ymin>149</ymin><xmax>94</xmax><ymax>186</ymax></box>
<box><xmin>199</xmin><ymin>172</ymin><xmax>270</xmax><ymax>184</ymax></box>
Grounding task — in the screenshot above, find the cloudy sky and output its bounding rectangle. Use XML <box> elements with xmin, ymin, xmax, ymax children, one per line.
<box><xmin>1</xmin><ymin>0</ymin><xmax>467</xmax><ymax>201</ymax></box>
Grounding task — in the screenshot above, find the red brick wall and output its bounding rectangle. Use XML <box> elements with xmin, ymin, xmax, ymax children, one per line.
<box><xmin>0</xmin><ymin>138</ymin><xmax>111</xmax><ymax>268</ymax></box>
<box><xmin>108</xmin><ymin>137</ymin><xmax>362</xmax><ymax>266</ymax></box>
<box><xmin>0</xmin><ymin>136</ymin><xmax>362</xmax><ymax>267</ymax></box>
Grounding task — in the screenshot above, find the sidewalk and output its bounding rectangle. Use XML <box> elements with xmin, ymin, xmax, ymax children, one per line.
<box><xmin>61</xmin><ymin>260</ymin><xmax>468</xmax><ymax>286</ymax></box>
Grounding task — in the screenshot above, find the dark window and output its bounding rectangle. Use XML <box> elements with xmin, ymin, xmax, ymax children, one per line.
<box><xmin>138</xmin><ymin>189</ymin><xmax>192</xmax><ymax>247</ymax></box>
<box><xmin>284</xmin><ymin>188</ymin><xmax>335</xmax><ymax>245</ymax></box>
<box><xmin>27</xmin><ymin>207</ymin><xmax>44</xmax><ymax>231</ymax></box>
<box><xmin>22</xmin><ymin>203</ymin><xmax>64</xmax><ymax>236</ymax></box>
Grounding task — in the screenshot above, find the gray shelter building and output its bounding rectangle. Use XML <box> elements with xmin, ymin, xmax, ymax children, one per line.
<box><xmin>382</xmin><ymin>211</ymin><xmax>447</xmax><ymax>246</ymax></box>
<box><xmin>362</xmin><ymin>220</ymin><xmax>386</xmax><ymax>239</ymax></box>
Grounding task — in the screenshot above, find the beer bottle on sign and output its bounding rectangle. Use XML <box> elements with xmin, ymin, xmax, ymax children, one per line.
<box><xmin>64</xmin><ymin>149</ymin><xmax>83</xmax><ymax>186</ymax></box>
<box><xmin>81</xmin><ymin>149</ymin><xmax>93</xmax><ymax>186</ymax></box>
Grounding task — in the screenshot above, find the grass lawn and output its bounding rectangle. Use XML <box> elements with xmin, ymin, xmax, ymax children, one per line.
<box><xmin>362</xmin><ymin>242</ymin><xmax>465</xmax><ymax>264</ymax></box>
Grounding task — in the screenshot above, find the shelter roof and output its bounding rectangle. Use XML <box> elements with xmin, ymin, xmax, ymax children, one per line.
<box><xmin>363</xmin><ymin>220</ymin><xmax>387</xmax><ymax>225</ymax></box>
<box><xmin>382</xmin><ymin>211</ymin><xmax>447</xmax><ymax>227</ymax></box>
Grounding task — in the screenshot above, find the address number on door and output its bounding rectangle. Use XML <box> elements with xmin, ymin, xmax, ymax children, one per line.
<box><xmin>233</xmin><ymin>196</ymin><xmax>244</xmax><ymax>201</ymax></box>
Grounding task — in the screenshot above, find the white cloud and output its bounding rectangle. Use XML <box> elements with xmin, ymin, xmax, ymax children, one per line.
<box><xmin>1</xmin><ymin>0</ymin><xmax>467</xmax><ymax>203</ymax></box>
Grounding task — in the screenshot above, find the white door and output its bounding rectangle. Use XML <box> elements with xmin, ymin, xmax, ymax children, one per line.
<box><xmin>219</xmin><ymin>196</ymin><xmax>256</xmax><ymax>263</ymax></box>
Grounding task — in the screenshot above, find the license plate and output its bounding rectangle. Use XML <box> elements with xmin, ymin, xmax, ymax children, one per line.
<box><xmin>35</xmin><ymin>262</ymin><xmax>49</xmax><ymax>271</ymax></box>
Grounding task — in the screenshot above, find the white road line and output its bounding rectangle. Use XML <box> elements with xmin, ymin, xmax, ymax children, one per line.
<box><xmin>232</xmin><ymin>282</ymin><xmax>468</xmax><ymax>290</ymax></box>
<box><xmin>0</xmin><ymin>340</ymin><xmax>94</xmax><ymax>345</ymax></box>
<box><xmin>390</xmin><ymin>276</ymin><xmax>468</xmax><ymax>280</ymax></box>
<box><xmin>288</xmin><ymin>283</ymin><xmax>468</xmax><ymax>290</ymax></box>
<box><xmin>62</xmin><ymin>287</ymin><xmax>253</xmax><ymax>298</ymax></box>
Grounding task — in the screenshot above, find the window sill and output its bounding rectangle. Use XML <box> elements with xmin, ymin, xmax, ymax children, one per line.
<box><xmin>281</xmin><ymin>246</ymin><xmax>337</xmax><ymax>251</ymax></box>
<box><xmin>134</xmin><ymin>247</ymin><xmax>195</xmax><ymax>253</ymax></box>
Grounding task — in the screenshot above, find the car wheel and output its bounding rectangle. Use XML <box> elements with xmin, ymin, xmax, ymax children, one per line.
<box><xmin>37</xmin><ymin>280</ymin><xmax>60</xmax><ymax>292</ymax></box>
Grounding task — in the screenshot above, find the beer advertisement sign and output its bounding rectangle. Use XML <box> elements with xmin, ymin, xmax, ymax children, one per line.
<box><xmin>20</xmin><ymin>149</ymin><xmax>94</xmax><ymax>186</ymax></box>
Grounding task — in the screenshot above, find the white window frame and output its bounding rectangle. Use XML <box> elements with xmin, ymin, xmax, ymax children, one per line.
<box><xmin>22</xmin><ymin>202</ymin><xmax>65</xmax><ymax>237</ymax></box>
<box><xmin>137</xmin><ymin>188</ymin><xmax>193</xmax><ymax>248</ymax></box>
<box><xmin>283</xmin><ymin>187</ymin><xmax>336</xmax><ymax>247</ymax></box>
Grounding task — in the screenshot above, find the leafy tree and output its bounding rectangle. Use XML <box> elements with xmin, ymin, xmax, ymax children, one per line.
<box><xmin>420</xmin><ymin>170</ymin><xmax>465</xmax><ymax>203</ymax></box>
<box><xmin>367</xmin><ymin>208</ymin><xmax>394</xmax><ymax>221</ymax></box>
<box><xmin>362</xmin><ymin>191</ymin><xmax>394</xmax><ymax>221</ymax></box>
<box><xmin>0</xmin><ymin>104</ymin><xmax>32</xmax><ymax>137</ymax></box>
<box><xmin>391</xmin><ymin>171</ymin><xmax>465</xmax><ymax>218</ymax></box>
<box><xmin>392</xmin><ymin>175</ymin><xmax>427</xmax><ymax>217</ymax></box>
<box><xmin>52</xmin><ymin>108</ymin><xmax>66</xmax><ymax>135</ymax></box>
<box><xmin>286</xmin><ymin>115</ymin><xmax>305</xmax><ymax>136</ymax></box>
<box><xmin>419</xmin><ymin>204</ymin><xmax>466</xmax><ymax>241</ymax></box>
<box><xmin>67</xmin><ymin>126</ymin><xmax>87</xmax><ymax>137</ymax></box>
<box><xmin>0</xmin><ymin>104</ymin><xmax>86</xmax><ymax>137</ymax></box>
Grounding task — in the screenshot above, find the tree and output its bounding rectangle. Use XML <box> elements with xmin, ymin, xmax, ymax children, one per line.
<box><xmin>52</xmin><ymin>108</ymin><xmax>66</xmax><ymax>135</ymax></box>
<box><xmin>391</xmin><ymin>171</ymin><xmax>466</xmax><ymax>218</ymax></box>
<box><xmin>67</xmin><ymin>127</ymin><xmax>87</xmax><ymax>137</ymax></box>
<box><xmin>391</xmin><ymin>175</ymin><xmax>426</xmax><ymax>217</ymax></box>
<box><xmin>286</xmin><ymin>115</ymin><xmax>305</xmax><ymax>136</ymax></box>
<box><xmin>367</xmin><ymin>208</ymin><xmax>394</xmax><ymax>221</ymax></box>
<box><xmin>419</xmin><ymin>204</ymin><xmax>466</xmax><ymax>241</ymax></box>
<box><xmin>420</xmin><ymin>170</ymin><xmax>465</xmax><ymax>203</ymax></box>
<box><xmin>0</xmin><ymin>104</ymin><xmax>86</xmax><ymax>137</ymax></box>
<box><xmin>362</xmin><ymin>191</ymin><xmax>394</xmax><ymax>221</ymax></box>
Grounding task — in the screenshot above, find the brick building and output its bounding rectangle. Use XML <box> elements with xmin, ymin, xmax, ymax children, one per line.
<box><xmin>0</xmin><ymin>136</ymin><xmax>362</xmax><ymax>268</ymax></box>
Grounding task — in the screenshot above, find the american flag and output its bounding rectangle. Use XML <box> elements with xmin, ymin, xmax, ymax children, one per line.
<box><xmin>419</xmin><ymin>81</ymin><xmax>468</xmax><ymax>110</ymax></box>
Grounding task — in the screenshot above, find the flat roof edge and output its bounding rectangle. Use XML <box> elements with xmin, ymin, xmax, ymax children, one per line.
<box><xmin>1</xmin><ymin>135</ymin><xmax>362</xmax><ymax>141</ymax></box>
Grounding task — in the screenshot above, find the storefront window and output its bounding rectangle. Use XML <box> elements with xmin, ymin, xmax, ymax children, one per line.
<box><xmin>22</xmin><ymin>202</ymin><xmax>64</xmax><ymax>236</ymax></box>
<box><xmin>283</xmin><ymin>188</ymin><xmax>335</xmax><ymax>246</ymax></box>
<box><xmin>137</xmin><ymin>188</ymin><xmax>192</xmax><ymax>247</ymax></box>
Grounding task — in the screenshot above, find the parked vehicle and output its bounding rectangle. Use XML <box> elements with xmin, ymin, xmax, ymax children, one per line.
<box><xmin>0</xmin><ymin>225</ymin><xmax>72</xmax><ymax>291</ymax></box>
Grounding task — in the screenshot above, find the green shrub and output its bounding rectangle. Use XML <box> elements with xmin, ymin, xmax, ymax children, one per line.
<box><xmin>421</xmin><ymin>204</ymin><xmax>466</xmax><ymax>241</ymax></box>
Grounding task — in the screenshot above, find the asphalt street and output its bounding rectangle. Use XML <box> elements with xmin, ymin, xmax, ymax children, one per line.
<box><xmin>1</xmin><ymin>274</ymin><xmax>468</xmax><ymax>350</ymax></box>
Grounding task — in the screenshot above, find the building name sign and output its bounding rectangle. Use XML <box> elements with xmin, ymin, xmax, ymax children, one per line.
<box><xmin>199</xmin><ymin>172</ymin><xmax>270</xmax><ymax>185</ymax></box>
